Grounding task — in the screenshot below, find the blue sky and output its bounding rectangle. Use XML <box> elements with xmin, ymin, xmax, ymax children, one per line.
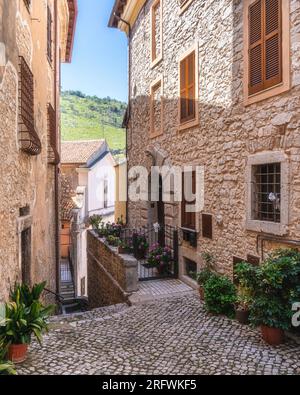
<box><xmin>61</xmin><ymin>0</ymin><xmax>128</xmax><ymax>102</ymax></box>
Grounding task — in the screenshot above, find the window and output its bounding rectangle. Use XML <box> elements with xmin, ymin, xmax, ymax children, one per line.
<box><xmin>150</xmin><ymin>77</ymin><xmax>163</xmax><ymax>138</ymax></box>
<box><xmin>47</xmin><ymin>5</ymin><xmax>53</xmax><ymax>63</ymax></box>
<box><xmin>245</xmin><ymin>151</ymin><xmax>289</xmax><ymax>236</ymax></box>
<box><xmin>253</xmin><ymin>163</ymin><xmax>281</xmax><ymax>222</ymax></box>
<box><xmin>179</xmin><ymin>45</ymin><xmax>199</xmax><ymax>130</ymax></box>
<box><xmin>18</xmin><ymin>56</ymin><xmax>41</xmax><ymax>155</ymax></box>
<box><xmin>104</xmin><ymin>179</ymin><xmax>108</xmax><ymax>209</ymax></box>
<box><xmin>243</xmin><ymin>0</ymin><xmax>290</xmax><ymax>105</ymax></box>
<box><xmin>202</xmin><ymin>214</ymin><xmax>213</xmax><ymax>239</ymax></box>
<box><xmin>185</xmin><ymin>258</ymin><xmax>197</xmax><ymax>279</ymax></box>
<box><xmin>151</xmin><ymin>0</ymin><xmax>162</xmax><ymax>66</ymax></box>
<box><xmin>181</xmin><ymin>170</ymin><xmax>196</xmax><ymax>230</ymax></box>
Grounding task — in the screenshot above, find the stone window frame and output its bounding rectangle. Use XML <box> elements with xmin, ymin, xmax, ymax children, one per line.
<box><xmin>178</xmin><ymin>0</ymin><xmax>194</xmax><ymax>15</ymax></box>
<box><xmin>245</xmin><ymin>151</ymin><xmax>289</xmax><ymax>236</ymax></box>
<box><xmin>149</xmin><ymin>75</ymin><xmax>164</xmax><ymax>138</ymax></box>
<box><xmin>243</xmin><ymin>0</ymin><xmax>290</xmax><ymax>106</ymax></box>
<box><xmin>150</xmin><ymin>0</ymin><xmax>163</xmax><ymax>69</ymax></box>
<box><xmin>178</xmin><ymin>42</ymin><xmax>199</xmax><ymax>132</ymax></box>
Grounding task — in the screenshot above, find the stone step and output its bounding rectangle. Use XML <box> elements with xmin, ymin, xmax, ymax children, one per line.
<box><xmin>61</xmin><ymin>283</ymin><xmax>74</xmax><ymax>290</ymax></box>
<box><xmin>50</xmin><ymin>303</ymin><xmax>129</xmax><ymax>324</ymax></box>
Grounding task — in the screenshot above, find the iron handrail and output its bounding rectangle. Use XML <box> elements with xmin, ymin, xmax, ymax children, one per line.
<box><xmin>44</xmin><ymin>287</ymin><xmax>65</xmax><ymax>302</ymax></box>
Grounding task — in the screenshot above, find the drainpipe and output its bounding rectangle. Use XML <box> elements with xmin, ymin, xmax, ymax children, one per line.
<box><xmin>54</xmin><ymin>0</ymin><xmax>60</xmax><ymax>298</ymax></box>
<box><xmin>114</xmin><ymin>13</ymin><xmax>131</xmax><ymax>225</ymax></box>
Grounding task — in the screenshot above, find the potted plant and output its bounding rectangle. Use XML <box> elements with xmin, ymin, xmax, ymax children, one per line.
<box><xmin>132</xmin><ymin>233</ymin><xmax>148</xmax><ymax>260</ymax></box>
<box><xmin>250</xmin><ymin>295</ymin><xmax>289</xmax><ymax>345</ymax></box>
<box><xmin>0</xmin><ymin>283</ymin><xmax>54</xmax><ymax>363</ymax></box>
<box><xmin>105</xmin><ymin>218</ymin><xmax>125</xmax><ymax>238</ymax></box>
<box><xmin>118</xmin><ymin>240</ymin><xmax>130</xmax><ymax>254</ymax></box>
<box><xmin>244</xmin><ymin>249</ymin><xmax>300</xmax><ymax>345</ymax></box>
<box><xmin>203</xmin><ymin>273</ymin><xmax>237</xmax><ymax>318</ymax></box>
<box><xmin>196</xmin><ymin>252</ymin><xmax>215</xmax><ymax>300</ymax></box>
<box><xmin>97</xmin><ymin>222</ymin><xmax>107</xmax><ymax>238</ymax></box>
<box><xmin>89</xmin><ymin>214</ymin><xmax>103</xmax><ymax>231</ymax></box>
<box><xmin>106</xmin><ymin>235</ymin><xmax>120</xmax><ymax>247</ymax></box>
<box><xmin>234</xmin><ymin>262</ymin><xmax>256</xmax><ymax>325</ymax></box>
<box><xmin>235</xmin><ymin>286</ymin><xmax>252</xmax><ymax>325</ymax></box>
<box><xmin>147</xmin><ymin>243</ymin><xmax>173</xmax><ymax>275</ymax></box>
<box><xmin>197</xmin><ymin>269</ymin><xmax>213</xmax><ymax>300</ymax></box>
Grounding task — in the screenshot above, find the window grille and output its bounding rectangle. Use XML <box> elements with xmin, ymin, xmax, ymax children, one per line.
<box><xmin>18</xmin><ymin>56</ymin><xmax>41</xmax><ymax>156</ymax></box>
<box><xmin>253</xmin><ymin>163</ymin><xmax>281</xmax><ymax>223</ymax></box>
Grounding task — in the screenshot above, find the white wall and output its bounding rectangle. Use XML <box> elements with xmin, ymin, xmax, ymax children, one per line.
<box><xmin>88</xmin><ymin>153</ymin><xmax>116</xmax><ymax>217</ymax></box>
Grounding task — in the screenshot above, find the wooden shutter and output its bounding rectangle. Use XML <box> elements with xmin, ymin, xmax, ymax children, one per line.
<box><xmin>182</xmin><ymin>171</ymin><xmax>196</xmax><ymax>230</ymax></box>
<box><xmin>248</xmin><ymin>0</ymin><xmax>282</xmax><ymax>95</ymax></box>
<box><xmin>47</xmin><ymin>6</ymin><xmax>52</xmax><ymax>62</ymax></box>
<box><xmin>249</xmin><ymin>0</ymin><xmax>264</xmax><ymax>95</ymax></box>
<box><xmin>264</xmin><ymin>0</ymin><xmax>282</xmax><ymax>89</ymax></box>
<box><xmin>180</xmin><ymin>52</ymin><xmax>196</xmax><ymax>123</ymax></box>
<box><xmin>202</xmin><ymin>214</ymin><xmax>213</xmax><ymax>239</ymax></box>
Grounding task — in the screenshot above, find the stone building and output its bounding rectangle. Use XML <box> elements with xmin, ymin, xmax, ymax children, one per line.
<box><xmin>109</xmin><ymin>0</ymin><xmax>300</xmax><ymax>287</ymax></box>
<box><xmin>0</xmin><ymin>0</ymin><xmax>77</xmax><ymax>302</ymax></box>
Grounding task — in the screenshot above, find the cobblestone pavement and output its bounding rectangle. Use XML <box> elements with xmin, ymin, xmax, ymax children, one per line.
<box><xmin>18</xmin><ymin>294</ymin><xmax>300</xmax><ymax>375</ymax></box>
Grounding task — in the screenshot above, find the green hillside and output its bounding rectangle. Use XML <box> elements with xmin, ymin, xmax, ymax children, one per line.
<box><xmin>61</xmin><ymin>91</ymin><xmax>127</xmax><ymax>156</ymax></box>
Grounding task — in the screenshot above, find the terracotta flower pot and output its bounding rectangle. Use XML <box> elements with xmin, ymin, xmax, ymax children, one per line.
<box><xmin>235</xmin><ymin>309</ymin><xmax>250</xmax><ymax>325</ymax></box>
<box><xmin>8</xmin><ymin>344</ymin><xmax>28</xmax><ymax>364</ymax></box>
<box><xmin>118</xmin><ymin>246</ymin><xmax>127</xmax><ymax>254</ymax></box>
<box><xmin>199</xmin><ymin>287</ymin><xmax>205</xmax><ymax>301</ymax></box>
<box><xmin>261</xmin><ymin>325</ymin><xmax>284</xmax><ymax>346</ymax></box>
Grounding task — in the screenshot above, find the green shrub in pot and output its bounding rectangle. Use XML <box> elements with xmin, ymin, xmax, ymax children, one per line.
<box><xmin>236</xmin><ymin>249</ymin><xmax>300</xmax><ymax>344</ymax></box>
<box><xmin>196</xmin><ymin>252</ymin><xmax>216</xmax><ymax>300</ymax></box>
<box><xmin>203</xmin><ymin>273</ymin><xmax>237</xmax><ymax>318</ymax></box>
<box><xmin>106</xmin><ymin>235</ymin><xmax>120</xmax><ymax>247</ymax></box>
<box><xmin>234</xmin><ymin>262</ymin><xmax>257</xmax><ymax>324</ymax></box>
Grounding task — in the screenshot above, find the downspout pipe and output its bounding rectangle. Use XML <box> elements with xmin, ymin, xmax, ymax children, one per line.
<box><xmin>113</xmin><ymin>13</ymin><xmax>131</xmax><ymax>225</ymax></box>
<box><xmin>54</xmin><ymin>0</ymin><xmax>60</xmax><ymax>300</ymax></box>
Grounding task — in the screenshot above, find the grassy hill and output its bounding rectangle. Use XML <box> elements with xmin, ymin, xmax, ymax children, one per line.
<box><xmin>61</xmin><ymin>91</ymin><xmax>127</xmax><ymax>156</ymax></box>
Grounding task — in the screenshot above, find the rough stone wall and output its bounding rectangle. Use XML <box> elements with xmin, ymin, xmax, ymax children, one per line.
<box><xmin>87</xmin><ymin>231</ymin><xmax>138</xmax><ymax>308</ymax></box>
<box><xmin>127</xmin><ymin>0</ymin><xmax>300</xmax><ymax>279</ymax></box>
<box><xmin>0</xmin><ymin>0</ymin><xmax>68</xmax><ymax>301</ymax></box>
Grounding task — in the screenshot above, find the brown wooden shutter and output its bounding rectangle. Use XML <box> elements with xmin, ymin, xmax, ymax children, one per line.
<box><xmin>181</xmin><ymin>171</ymin><xmax>196</xmax><ymax>230</ymax></box>
<box><xmin>180</xmin><ymin>57</ymin><xmax>187</xmax><ymax>122</ymax></box>
<box><xmin>264</xmin><ymin>0</ymin><xmax>282</xmax><ymax>89</ymax></box>
<box><xmin>180</xmin><ymin>52</ymin><xmax>196</xmax><ymax>123</ymax></box>
<box><xmin>202</xmin><ymin>214</ymin><xmax>213</xmax><ymax>239</ymax></box>
<box><xmin>248</xmin><ymin>0</ymin><xmax>282</xmax><ymax>95</ymax></box>
<box><xmin>249</xmin><ymin>0</ymin><xmax>264</xmax><ymax>95</ymax></box>
<box><xmin>47</xmin><ymin>6</ymin><xmax>52</xmax><ymax>62</ymax></box>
